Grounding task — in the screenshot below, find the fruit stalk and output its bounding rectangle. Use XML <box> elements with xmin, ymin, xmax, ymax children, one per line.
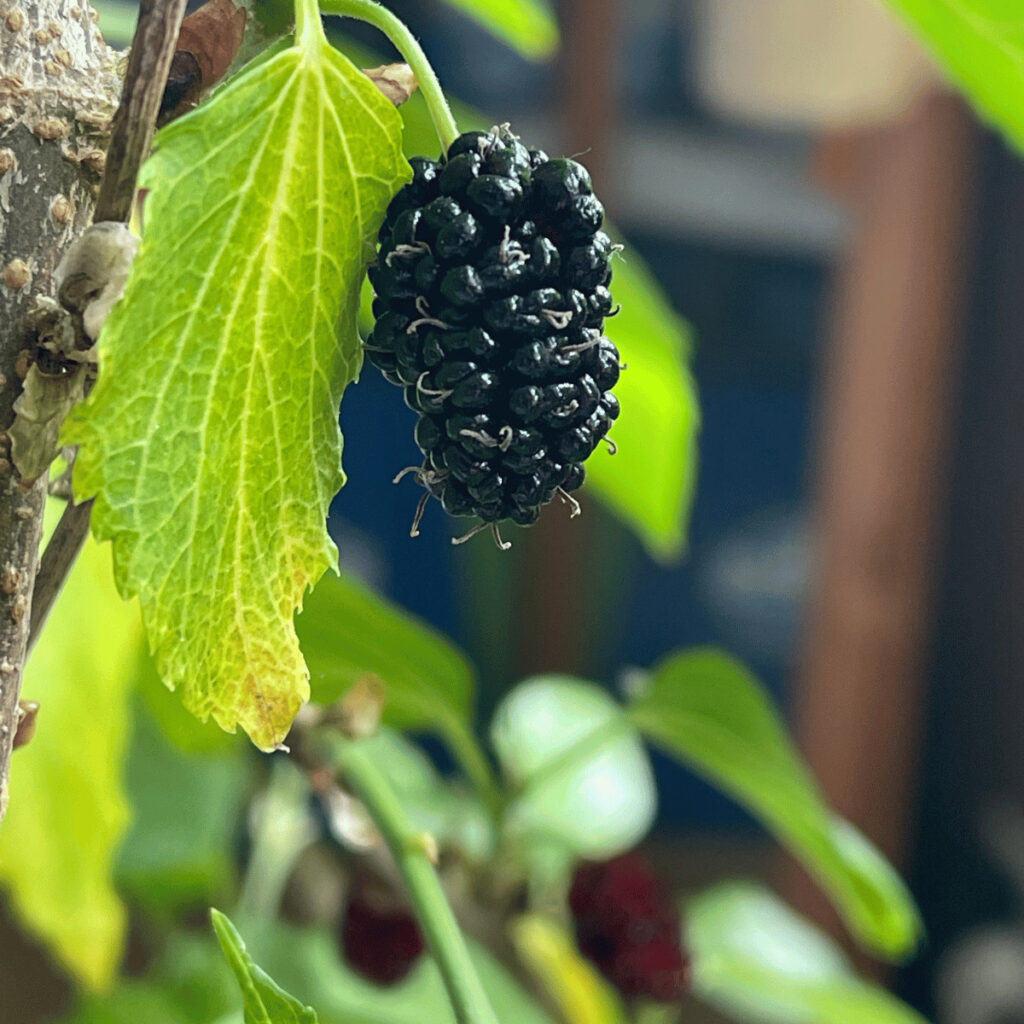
<box><xmin>321</xmin><ymin>730</ymin><xmax>501</xmax><ymax>1024</ymax></box>
<box><xmin>318</xmin><ymin>0</ymin><xmax>459</xmax><ymax>150</ymax></box>
<box><xmin>295</xmin><ymin>0</ymin><xmax>323</xmax><ymax>47</ymax></box>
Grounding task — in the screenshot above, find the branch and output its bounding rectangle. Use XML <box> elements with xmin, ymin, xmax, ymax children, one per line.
<box><xmin>27</xmin><ymin>0</ymin><xmax>187</xmax><ymax>653</ymax></box>
<box><xmin>0</xmin><ymin>0</ymin><xmax>121</xmax><ymax>821</ymax></box>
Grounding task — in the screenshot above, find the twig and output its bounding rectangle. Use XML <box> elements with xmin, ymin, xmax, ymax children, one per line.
<box><xmin>95</xmin><ymin>0</ymin><xmax>188</xmax><ymax>224</ymax></box>
<box><xmin>27</xmin><ymin>498</ymin><xmax>93</xmax><ymax>652</ymax></box>
<box><xmin>27</xmin><ymin>0</ymin><xmax>187</xmax><ymax>653</ymax></box>
<box><xmin>315</xmin><ymin>730</ymin><xmax>501</xmax><ymax>1024</ymax></box>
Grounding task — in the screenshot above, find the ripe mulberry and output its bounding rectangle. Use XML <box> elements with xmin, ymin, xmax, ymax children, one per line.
<box><xmin>366</xmin><ymin>125</ymin><xmax>621</xmax><ymax>547</ymax></box>
<box><xmin>569</xmin><ymin>852</ymin><xmax>690</xmax><ymax>1002</ymax></box>
<box><xmin>339</xmin><ymin>881</ymin><xmax>425</xmax><ymax>986</ymax></box>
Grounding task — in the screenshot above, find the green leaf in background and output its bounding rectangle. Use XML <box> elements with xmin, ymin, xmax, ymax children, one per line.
<box><xmin>93</xmin><ymin>0</ymin><xmax>137</xmax><ymax>46</ymax></box>
<box><xmin>64</xmin><ymin>904</ymin><xmax>556</xmax><ymax>1024</ymax></box>
<box><xmin>0</xmin><ymin>509</ymin><xmax>142</xmax><ymax>991</ymax></box>
<box><xmin>883</xmin><ymin>0</ymin><xmax>1024</xmax><ymax>152</ymax></box>
<box><xmin>116</xmin><ymin>698</ymin><xmax>249</xmax><ymax>913</ymax></box>
<box><xmin>438</xmin><ymin>0</ymin><xmax>559</xmax><ymax>61</ymax></box>
<box><xmin>687</xmin><ymin>882</ymin><xmax>931</xmax><ymax>1024</ymax></box>
<box><xmin>627</xmin><ymin>650</ymin><xmax>921</xmax><ymax>959</ymax></box>
<box><xmin>238</xmin><ymin>759</ymin><xmax>321</xmax><ymax>923</ymax></box>
<box><xmin>60</xmin><ymin>932</ymin><xmax>239</xmax><ymax>1024</ymax></box>
<box><xmin>64</xmin><ymin>18</ymin><xmax>409</xmax><ymax>751</ymax></box>
<box><xmin>300</xmin><ymin>573</ymin><xmax>472</xmax><ymax>730</ymax></box>
<box><xmin>298</xmin><ymin>572</ymin><xmax>499</xmax><ymax>805</ymax></box>
<box><xmin>491</xmin><ymin>676</ymin><xmax>656</xmax><ymax>859</ymax></box>
<box><xmin>213</xmin><ymin>910</ymin><xmax>319</xmax><ymax>1024</ymax></box>
<box><xmin>137</xmin><ymin>646</ymin><xmax>244</xmax><ymax>754</ymax></box>
<box><xmin>592</xmin><ymin>253</ymin><xmax>699</xmax><ymax>559</ymax></box>
<box><xmin>512</xmin><ymin>914</ymin><xmax>629</xmax><ymax>1024</ymax></box>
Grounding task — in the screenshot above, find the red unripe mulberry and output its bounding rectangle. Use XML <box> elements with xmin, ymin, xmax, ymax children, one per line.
<box><xmin>569</xmin><ymin>852</ymin><xmax>690</xmax><ymax>1002</ymax></box>
<box><xmin>339</xmin><ymin>881</ymin><xmax>425</xmax><ymax>986</ymax></box>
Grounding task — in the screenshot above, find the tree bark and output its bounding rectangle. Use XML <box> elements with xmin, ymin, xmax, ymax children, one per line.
<box><xmin>782</xmin><ymin>91</ymin><xmax>975</xmax><ymax>960</ymax></box>
<box><xmin>0</xmin><ymin>0</ymin><xmax>119</xmax><ymax>820</ymax></box>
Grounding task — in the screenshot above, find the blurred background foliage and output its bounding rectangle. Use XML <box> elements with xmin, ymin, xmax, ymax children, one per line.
<box><xmin>5</xmin><ymin>1</ymin><xmax>1024</xmax><ymax>1023</ymax></box>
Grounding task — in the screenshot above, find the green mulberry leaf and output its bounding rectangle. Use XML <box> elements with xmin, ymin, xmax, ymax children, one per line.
<box><xmin>64</xmin><ymin>27</ymin><xmax>409</xmax><ymax>750</ymax></box>
<box><xmin>687</xmin><ymin>882</ymin><xmax>931</xmax><ymax>1024</ymax></box>
<box><xmin>594</xmin><ymin>252</ymin><xmax>699</xmax><ymax>560</ymax></box>
<box><xmin>299</xmin><ymin>572</ymin><xmax>474</xmax><ymax>730</ymax></box>
<box><xmin>628</xmin><ymin>650</ymin><xmax>922</xmax><ymax>959</ymax></box>
<box><xmin>491</xmin><ymin>676</ymin><xmax>656</xmax><ymax>859</ymax></box>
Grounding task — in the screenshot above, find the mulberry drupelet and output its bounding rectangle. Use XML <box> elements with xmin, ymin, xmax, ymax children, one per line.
<box><xmin>365</xmin><ymin>125</ymin><xmax>621</xmax><ymax>548</ymax></box>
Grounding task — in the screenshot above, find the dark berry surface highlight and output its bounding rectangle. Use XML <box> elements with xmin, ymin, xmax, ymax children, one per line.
<box><xmin>366</xmin><ymin>126</ymin><xmax>621</xmax><ymax>540</ymax></box>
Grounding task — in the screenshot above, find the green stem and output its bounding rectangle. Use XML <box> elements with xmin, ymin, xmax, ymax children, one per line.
<box><xmin>442</xmin><ymin>715</ymin><xmax>503</xmax><ymax>817</ymax></box>
<box><xmin>295</xmin><ymin>0</ymin><xmax>325</xmax><ymax>48</ymax></box>
<box><xmin>324</xmin><ymin>732</ymin><xmax>500</xmax><ymax>1024</ymax></box>
<box><xmin>318</xmin><ymin>0</ymin><xmax>459</xmax><ymax>150</ymax></box>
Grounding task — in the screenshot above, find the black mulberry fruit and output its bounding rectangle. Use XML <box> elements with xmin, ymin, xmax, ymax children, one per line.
<box><xmin>367</xmin><ymin>125</ymin><xmax>621</xmax><ymax>547</ymax></box>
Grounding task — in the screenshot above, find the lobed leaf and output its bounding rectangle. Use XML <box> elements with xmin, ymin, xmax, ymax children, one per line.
<box><xmin>64</xmin><ymin>32</ymin><xmax>409</xmax><ymax>750</ymax></box>
<box><xmin>687</xmin><ymin>882</ymin><xmax>932</xmax><ymax>1024</ymax></box>
<box><xmin>883</xmin><ymin>0</ymin><xmax>1024</xmax><ymax>152</ymax></box>
<box><xmin>0</xmin><ymin>506</ymin><xmax>142</xmax><ymax>991</ymax></box>
<box><xmin>628</xmin><ymin>650</ymin><xmax>921</xmax><ymax>959</ymax></box>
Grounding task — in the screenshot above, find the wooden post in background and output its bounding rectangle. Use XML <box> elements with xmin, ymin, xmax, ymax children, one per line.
<box><xmin>514</xmin><ymin>0</ymin><xmax>621</xmax><ymax>676</ymax></box>
<box><xmin>782</xmin><ymin>90</ymin><xmax>977</xmax><ymax>950</ymax></box>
